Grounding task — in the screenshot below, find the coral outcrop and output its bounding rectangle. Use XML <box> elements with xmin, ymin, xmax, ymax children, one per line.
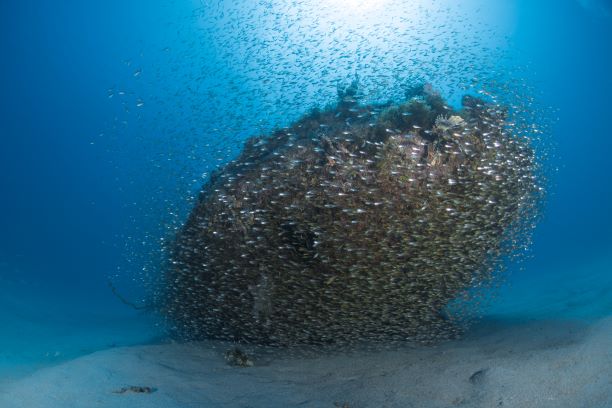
<box><xmin>161</xmin><ymin>84</ymin><xmax>541</xmax><ymax>346</ymax></box>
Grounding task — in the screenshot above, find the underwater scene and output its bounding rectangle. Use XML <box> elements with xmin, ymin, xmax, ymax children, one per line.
<box><xmin>1</xmin><ymin>0</ymin><xmax>611</xmax><ymax>406</ymax></box>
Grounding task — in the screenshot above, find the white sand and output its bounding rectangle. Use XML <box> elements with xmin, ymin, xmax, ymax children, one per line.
<box><xmin>1</xmin><ymin>317</ymin><xmax>610</xmax><ymax>408</ymax></box>
<box><xmin>0</xmin><ymin>271</ymin><xmax>162</xmax><ymax>391</ymax></box>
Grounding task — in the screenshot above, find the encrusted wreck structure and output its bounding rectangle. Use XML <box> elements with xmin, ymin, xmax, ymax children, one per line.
<box><xmin>161</xmin><ymin>84</ymin><xmax>541</xmax><ymax>346</ymax></box>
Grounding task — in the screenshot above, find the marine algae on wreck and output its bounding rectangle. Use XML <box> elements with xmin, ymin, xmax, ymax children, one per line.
<box><xmin>160</xmin><ymin>83</ymin><xmax>542</xmax><ymax>347</ymax></box>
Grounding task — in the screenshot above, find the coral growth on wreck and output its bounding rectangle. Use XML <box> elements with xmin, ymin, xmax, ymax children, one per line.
<box><xmin>160</xmin><ymin>83</ymin><xmax>542</xmax><ymax>347</ymax></box>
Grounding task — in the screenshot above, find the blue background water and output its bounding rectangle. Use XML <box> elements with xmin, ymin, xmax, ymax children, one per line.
<box><xmin>0</xmin><ymin>0</ymin><xmax>611</xmax><ymax>381</ymax></box>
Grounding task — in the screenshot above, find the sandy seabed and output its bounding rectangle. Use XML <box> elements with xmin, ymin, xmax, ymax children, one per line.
<box><xmin>1</xmin><ymin>317</ymin><xmax>610</xmax><ymax>408</ymax></box>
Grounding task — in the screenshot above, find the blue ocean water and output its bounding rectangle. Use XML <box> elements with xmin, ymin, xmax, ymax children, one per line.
<box><xmin>0</xmin><ymin>0</ymin><xmax>611</xmax><ymax>396</ymax></box>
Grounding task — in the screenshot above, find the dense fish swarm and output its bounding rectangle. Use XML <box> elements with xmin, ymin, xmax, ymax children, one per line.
<box><xmin>161</xmin><ymin>83</ymin><xmax>542</xmax><ymax>347</ymax></box>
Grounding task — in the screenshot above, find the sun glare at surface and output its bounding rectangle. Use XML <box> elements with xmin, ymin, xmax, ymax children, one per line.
<box><xmin>328</xmin><ymin>0</ymin><xmax>389</xmax><ymax>12</ymax></box>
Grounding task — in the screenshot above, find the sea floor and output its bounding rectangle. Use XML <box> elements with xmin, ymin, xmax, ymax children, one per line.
<box><xmin>0</xmin><ymin>317</ymin><xmax>610</xmax><ymax>408</ymax></box>
<box><xmin>0</xmin><ymin>254</ymin><xmax>611</xmax><ymax>407</ymax></box>
<box><xmin>0</xmin><ymin>269</ymin><xmax>162</xmax><ymax>390</ymax></box>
